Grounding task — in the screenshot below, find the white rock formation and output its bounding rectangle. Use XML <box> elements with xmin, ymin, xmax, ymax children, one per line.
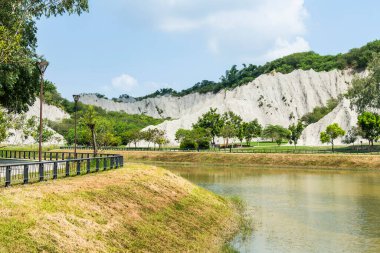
<box><xmin>299</xmin><ymin>99</ymin><xmax>362</xmax><ymax>146</ymax></box>
<box><xmin>4</xmin><ymin>98</ymin><xmax>69</xmax><ymax>146</ymax></box>
<box><xmin>81</xmin><ymin>69</ymin><xmax>360</xmax><ymax>146</ymax></box>
<box><xmin>24</xmin><ymin>98</ymin><xmax>69</xmax><ymax>121</ymax></box>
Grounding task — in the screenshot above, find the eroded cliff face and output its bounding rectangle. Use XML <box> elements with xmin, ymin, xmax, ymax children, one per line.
<box><xmin>4</xmin><ymin>99</ymin><xmax>69</xmax><ymax>146</ymax></box>
<box><xmin>81</xmin><ymin>69</ymin><xmax>359</xmax><ymax>145</ymax></box>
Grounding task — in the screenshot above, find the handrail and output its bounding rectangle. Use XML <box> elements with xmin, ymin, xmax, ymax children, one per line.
<box><xmin>0</xmin><ymin>150</ymin><xmax>124</xmax><ymax>187</ymax></box>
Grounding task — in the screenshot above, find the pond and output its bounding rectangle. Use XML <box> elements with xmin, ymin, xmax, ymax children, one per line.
<box><xmin>157</xmin><ymin>163</ymin><xmax>380</xmax><ymax>253</ymax></box>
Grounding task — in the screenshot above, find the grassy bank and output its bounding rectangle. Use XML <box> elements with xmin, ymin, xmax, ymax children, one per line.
<box><xmin>109</xmin><ymin>151</ymin><xmax>380</xmax><ymax>170</ymax></box>
<box><xmin>0</xmin><ymin>164</ymin><xmax>241</xmax><ymax>252</ymax></box>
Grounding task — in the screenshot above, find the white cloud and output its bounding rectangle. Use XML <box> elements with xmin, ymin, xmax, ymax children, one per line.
<box><xmin>144</xmin><ymin>0</ymin><xmax>309</xmax><ymax>55</ymax></box>
<box><xmin>111</xmin><ymin>74</ymin><xmax>138</xmax><ymax>92</ymax></box>
<box><xmin>103</xmin><ymin>74</ymin><xmax>173</xmax><ymax>97</ymax></box>
<box><xmin>263</xmin><ymin>37</ymin><xmax>311</xmax><ymax>61</ymax></box>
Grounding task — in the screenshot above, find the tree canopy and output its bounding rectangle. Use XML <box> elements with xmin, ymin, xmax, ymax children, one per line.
<box><xmin>346</xmin><ymin>54</ymin><xmax>380</xmax><ymax>112</ymax></box>
<box><xmin>320</xmin><ymin>123</ymin><xmax>345</xmax><ymax>151</ymax></box>
<box><xmin>262</xmin><ymin>125</ymin><xmax>290</xmax><ymax>145</ymax></box>
<box><xmin>0</xmin><ymin>0</ymin><xmax>88</xmax><ymax>112</ymax></box>
<box><xmin>288</xmin><ymin>121</ymin><xmax>305</xmax><ymax>148</ymax></box>
<box><xmin>357</xmin><ymin>111</ymin><xmax>380</xmax><ymax>146</ymax></box>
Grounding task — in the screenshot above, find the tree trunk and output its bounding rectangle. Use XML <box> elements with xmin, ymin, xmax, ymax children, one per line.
<box><xmin>331</xmin><ymin>140</ymin><xmax>334</xmax><ymax>153</ymax></box>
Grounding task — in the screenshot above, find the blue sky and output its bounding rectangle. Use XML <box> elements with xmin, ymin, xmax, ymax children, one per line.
<box><xmin>36</xmin><ymin>0</ymin><xmax>380</xmax><ymax>99</ymax></box>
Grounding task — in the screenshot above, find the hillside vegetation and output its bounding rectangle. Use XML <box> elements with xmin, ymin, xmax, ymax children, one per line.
<box><xmin>0</xmin><ymin>164</ymin><xmax>241</xmax><ymax>252</ymax></box>
<box><xmin>135</xmin><ymin>40</ymin><xmax>380</xmax><ymax>99</ymax></box>
<box><xmin>48</xmin><ymin>103</ymin><xmax>164</xmax><ymax>146</ymax></box>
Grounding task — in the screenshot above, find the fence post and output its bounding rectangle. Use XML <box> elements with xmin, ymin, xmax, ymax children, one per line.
<box><xmin>5</xmin><ymin>166</ymin><xmax>11</xmax><ymax>187</ymax></box>
<box><xmin>53</xmin><ymin>162</ymin><xmax>58</xmax><ymax>179</ymax></box>
<box><xmin>96</xmin><ymin>158</ymin><xmax>100</xmax><ymax>172</ymax></box>
<box><xmin>55</xmin><ymin>152</ymin><xmax>59</xmax><ymax>161</ymax></box>
<box><xmin>115</xmin><ymin>157</ymin><xmax>119</xmax><ymax>168</ymax></box>
<box><xmin>62</xmin><ymin>152</ymin><xmax>65</xmax><ymax>160</ymax></box>
<box><xmin>39</xmin><ymin>163</ymin><xmax>44</xmax><ymax>181</ymax></box>
<box><xmin>76</xmin><ymin>161</ymin><xmax>81</xmax><ymax>175</ymax></box>
<box><xmin>66</xmin><ymin>161</ymin><xmax>70</xmax><ymax>177</ymax></box>
<box><xmin>104</xmin><ymin>158</ymin><xmax>107</xmax><ymax>170</ymax></box>
<box><xmin>87</xmin><ymin>159</ymin><xmax>91</xmax><ymax>173</ymax></box>
<box><xmin>23</xmin><ymin>164</ymin><xmax>29</xmax><ymax>184</ymax></box>
<box><xmin>120</xmin><ymin>156</ymin><xmax>124</xmax><ymax>167</ymax></box>
<box><xmin>110</xmin><ymin>157</ymin><xmax>114</xmax><ymax>169</ymax></box>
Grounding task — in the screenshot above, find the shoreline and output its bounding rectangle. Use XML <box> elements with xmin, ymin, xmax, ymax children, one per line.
<box><xmin>109</xmin><ymin>151</ymin><xmax>380</xmax><ymax>171</ymax></box>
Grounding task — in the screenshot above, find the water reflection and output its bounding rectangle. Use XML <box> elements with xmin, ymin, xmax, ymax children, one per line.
<box><xmin>156</xmin><ymin>163</ymin><xmax>380</xmax><ymax>253</ymax></box>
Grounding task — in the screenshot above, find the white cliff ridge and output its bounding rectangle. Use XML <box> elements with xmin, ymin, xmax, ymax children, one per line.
<box><xmin>4</xmin><ymin>98</ymin><xmax>69</xmax><ymax>146</ymax></box>
<box><xmin>81</xmin><ymin>69</ymin><xmax>359</xmax><ymax>146</ymax></box>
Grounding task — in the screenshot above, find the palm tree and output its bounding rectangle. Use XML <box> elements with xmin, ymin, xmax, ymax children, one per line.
<box><xmin>82</xmin><ymin>106</ymin><xmax>98</xmax><ymax>155</ymax></box>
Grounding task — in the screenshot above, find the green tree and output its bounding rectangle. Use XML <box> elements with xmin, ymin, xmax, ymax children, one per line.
<box><xmin>288</xmin><ymin>121</ymin><xmax>305</xmax><ymax>149</ymax></box>
<box><xmin>191</xmin><ymin>127</ymin><xmax>212</xmax><ymax>151</ymax></box>
<box><xmin>142</xmin><ymin>129</ymin><xmax>157</xmax><ymax>148</ymax></box>
<box><xmin>220</xmin><ymin>111</ymin><xmax>242</xmax><ymax>147</ymax></box>
<box><xmin>175</xmin><ymin>128</ymin><xmax>211</xmax><ymax>150</ymax></box>
<box><xmin>320</xmin><ymin>123</ymin><xmax>346</xmax><ymax>152</ymax></box>
<box><xmin>152</xmin><ymin>129</ymin><xmax>169</xmax><ymax>149</ymax></box>
<box><xmin>175</xmin><ymin>128</ymin><xmax>190</xmax><ymax>143</ymax></box>
<box><xmin>0</xmin><ymin>0</ymin><xmax>88</xmax><ymax>112</ymax></box>
<box><xmin>357</xmin><ymin>112</ymin><xmax>380</xmax><ymax>146</ymax></box>
<box><xmin>346</xmin><ymin>54</ymin><xmax>380</xmax><ymax>112</ymax></box>
<box><xmin>193</xmin><ymin>108</ymin><xmax>223</xmax><ymax>146</ymax></box>
<box><xmin>0</xmin><ymin>111</ymin><xmax>11</xmax><ymax>144</ymax></box>
<box><xmin>342</xmin><ymin>127</ymin><xmax>360</xmax><ymax>145</ymax></box>
<box><xmin>243</xmin><ymin>119</ymin><xmax>262</xmax><ymax>146</ymax></box>
<box><xmin>220</xmin><ymin>124</ymin><xmax>236</xmax><ymax>148</ymax></box>
<box><xmin>82</xmin><ymin>106</ymin><xmax>98</xmax><ymax>155</ymax></box>
<box><xmin>263</xmin><ymin>125</ymin><xmax>289</xmax><ymax>145</ymax></box>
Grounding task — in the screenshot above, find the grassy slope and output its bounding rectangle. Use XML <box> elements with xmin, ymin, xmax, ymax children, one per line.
<box><xmin>0</xmin><ymin>164</ymin><xmax>240</xmax><ymax>253</ymax></box>
<box><xmin>114</xmin><ymin>151</ymin><xmax>380</xmax><ymax>170</ymax></box>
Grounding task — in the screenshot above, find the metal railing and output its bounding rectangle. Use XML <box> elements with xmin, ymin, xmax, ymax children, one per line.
<box><xmin>0</xmin><ymin>150</ymin><xmax>124</xmax><ymax>187</ymax></box>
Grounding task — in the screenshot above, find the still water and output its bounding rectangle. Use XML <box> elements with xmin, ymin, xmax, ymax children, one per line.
<box><xmin>159</xmin><ymin>164</ymin><xmax>380</xmax><ymax>253</ymax></box>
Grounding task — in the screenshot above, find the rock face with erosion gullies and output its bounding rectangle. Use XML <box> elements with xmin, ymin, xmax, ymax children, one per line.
<box><xmin>299</xmin><ymin>99</ymin><xmax>362</xmax><ymax>146</ymax></box>
<box><xmin>81</xmin><ymin>69</ymin><xmax>360</xmax><ymax>145</ymax></box>
<box><xmin>4</xmin><ymin>98</ymin><xmax>69</xmax><ymax>146</ymax></box>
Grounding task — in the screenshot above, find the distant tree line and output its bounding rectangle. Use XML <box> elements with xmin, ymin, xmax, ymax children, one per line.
<box><xmin>174</xmin><ymin>108</ymin><xmax>306</xmax><ymax>150</ymax></box>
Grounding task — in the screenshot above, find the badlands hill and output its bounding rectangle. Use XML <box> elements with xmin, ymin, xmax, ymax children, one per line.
<box><xmin>5</xmin><ymin>99</ymin><xmax>69</xmax><ymax>146</ymax></box>
<box><xmin>80</xmin><ymin>69</ymin><xmax>359</xmax><ymax>146</ymax></box>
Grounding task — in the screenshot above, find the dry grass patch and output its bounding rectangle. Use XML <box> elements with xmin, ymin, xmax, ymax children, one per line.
<box><xmin>0</xmin><ymin>164</ymin><xmax>240</xmax><ymax>252</ymax></box>
<box><xmin>106</xmin><ymin>151</ymin><xmax>380</xmax><ymax>170</ymax></box>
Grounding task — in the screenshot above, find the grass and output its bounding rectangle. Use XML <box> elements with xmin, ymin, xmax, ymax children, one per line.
<box><xmin>96</xmin><ymin>150</ymin><xmax>380</xmax><ymax>170</ymax></box>
<box><xmin>0</xmin><ymin>164</ymin><xmax>242</xmax><ymax>252</ymax></box>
